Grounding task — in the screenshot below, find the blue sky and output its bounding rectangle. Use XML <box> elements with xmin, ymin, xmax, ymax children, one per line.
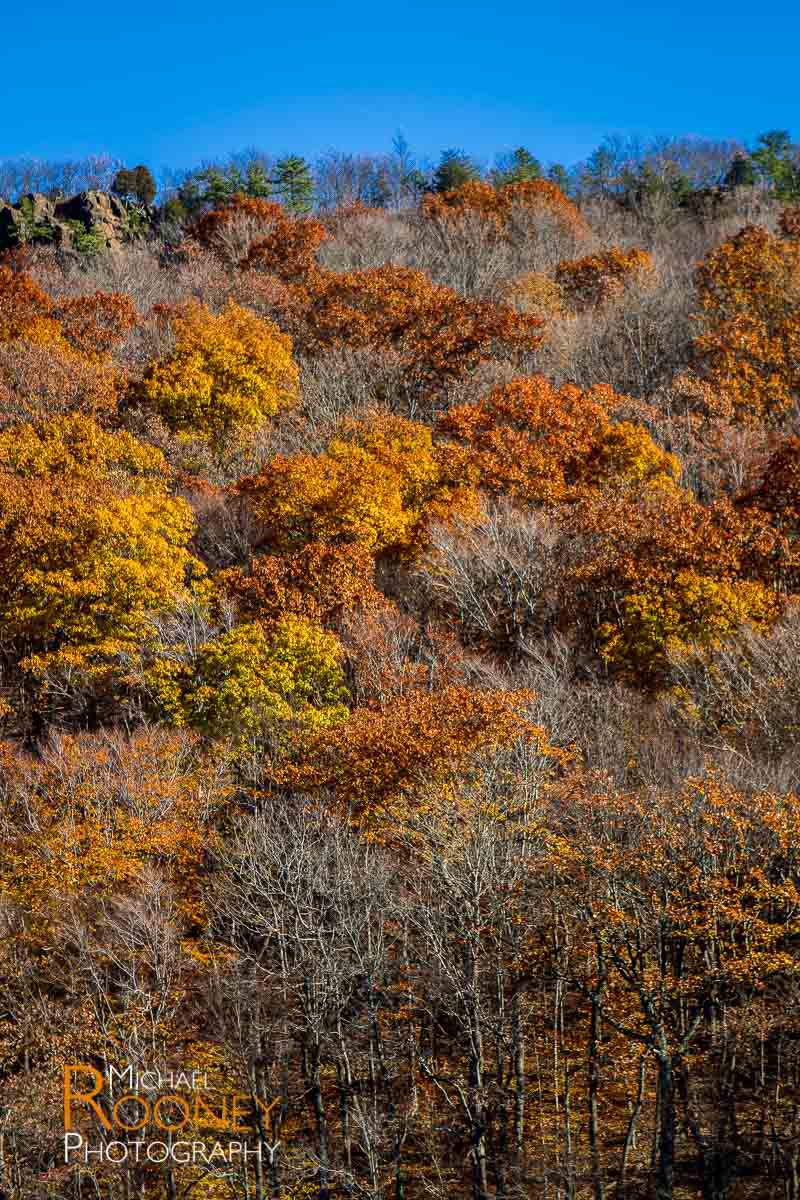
<box><xmin>2</xmin><ymin>0</ymin><xmax>797</xmax><ymax>174</ymax></box>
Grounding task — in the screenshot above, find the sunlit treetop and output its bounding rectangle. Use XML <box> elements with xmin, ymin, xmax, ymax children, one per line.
<box><xmin>137</xmin><ymin>298</ymin><xmax>300</xmax><ymax>445</ymax></box>
<box><xmin>237</xmin><ymin>411</ymin><xmax>482</xmax><ymax>557</ymax></box>
<box><xmin>438</xmin><ymin>375</ymin><xmax>681</xmax><ymax>504</ymax></box>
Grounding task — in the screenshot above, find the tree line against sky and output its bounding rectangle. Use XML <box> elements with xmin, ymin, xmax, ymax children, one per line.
<box><xmin>1</xmin><ymin>129</ymin><xmax>799</xmax><ymax>218</ymax></box>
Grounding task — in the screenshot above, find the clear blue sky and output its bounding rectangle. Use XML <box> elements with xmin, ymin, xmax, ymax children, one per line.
<box><xmin>2</xmin><ymin>0</ymin><xmax>797</xmax><ymax>173</ymax></box>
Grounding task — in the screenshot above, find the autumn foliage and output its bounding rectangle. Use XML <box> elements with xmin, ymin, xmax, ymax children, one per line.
<box><xmin>555</xmin><ymin>245</ymin><xmax>655</xmax><ymax>311</ymax></box>
<box><xmin>421</xmin><ymin>177</ymin><xmax>590</xmax><ymax>245</ymax></box>
<box><xmin>438</xmin><ymin>374</ymin><xmax>680</xmax><ymax>504</ymax></box>
<box><xmin>137</xmin><ymin>298</ymin><xmax>300</xmax><ymax>442</ymax></box>
<box><xmin>692</xmin><ymin>223</ymin><xmax>800</xmax><ymax>422</ymax></box>
<box><xmin>3</xmin><ymin>169</ymin><xmax>800</xmax><ymax>1200</ymax></box>
<box><xmin>0</xmin><ymin>414</ymin><xmax>198</xmax><ymax>678</ymax></box>
<box><xmin>192</xmin><ymin>194</ymin><xmax>327</xmax><ymax>279</ymax></box>
<box><xmin>237</xmin><ymin>410</ymin><xmax>482</xmax><ymax>556</ymax></box>
<box><xmin>290</xmin><ymin>263</ymin><xmax>544</xmax><ymax>394</ymax></box>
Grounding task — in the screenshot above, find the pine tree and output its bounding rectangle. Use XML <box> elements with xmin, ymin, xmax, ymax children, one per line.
<box><xmin>245</xmin><ymin>160</ymin><xmax>272</xmax><ymax>198</ymax></box>
<box><xmin>752</xmin><ymin>130</ymin><xmax>800</xmax><ymax>200</ymax></box>
<box><xmin>724</xmin><ymin>152</ymin><xmax>756</xmax><ymax>190</ymax></box>
<box><xmin>492</xmin><ymin>146</ymin><xmax>542</xmax><ymax>186</ymax></box>
<box><xmin>273</xmin><ymin>156</ymin><xmax>314</xmax><ymax>213</ymax></box>
<box><xmin>433</xmin><ymin>149</ymin><xmax>480</xmax><ymax>193</ymax></box>
<box><xmin>548</xmin><ymin>163</ymin><xmax>571</xmax><ymax>195</ymax></box>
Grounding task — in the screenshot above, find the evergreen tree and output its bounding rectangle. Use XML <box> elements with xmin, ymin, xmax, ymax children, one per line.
<box><xmin>132</xmin><ymin>165</ymin><xmax>157</xmax><ymax>205</ymax></box>
<box><xmin>724</xmin><ymin>152</ymin><xmax>756</xmax><ymax>189</ymax></box>
<box><xmin>273</xmin><ymin>156</ymin><xmax>314</xmax><ymax>213</ymax></box>
<box><xmin>196</xmin><ymin>165</ymin><xmax>236</xmax><ymax>208</ymax></box>
<box><xmin>176</xmin><ymin>174</ymin><xmax>203</xmax><ymax>216</ymax></box>
<box><xmin>245</xmin><ymin>160</ymin><xmax>272</xmax><ymax>199</ymax></box>
<box><xmin>547</xmin><ymin>163</ymin><xmax>571</xmax><ymax>195</ymax></box>
<box><xmin>752</xmin><ymin>130</ymin><xmax>800</xmax><ymax>200</ymax></box>
<box><xmin>433</xmin><ymin>149</ymin><xmax>480</xmax><ymax>193</ymax></box>
<box><xmin>581</xmin><ymin>145</ymin><xmax>618</xmax><ymax>195</ymax></box>
<box><xmin>492</xmin><ymin>146</ymin><xmax>542</xmax><ymax>186</ymax></box>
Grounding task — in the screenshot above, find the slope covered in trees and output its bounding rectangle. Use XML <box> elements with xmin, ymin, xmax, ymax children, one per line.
<box><xmin>1</xmin><ymin>137</ymin><xmax>800</xmax><ymax>1200</ymax></box>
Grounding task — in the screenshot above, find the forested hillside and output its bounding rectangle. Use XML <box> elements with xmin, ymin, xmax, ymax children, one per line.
<box><xmin>1</xmin><ymin>134</ymin><xmax>800</xmax><ymax>1199</ymax></box>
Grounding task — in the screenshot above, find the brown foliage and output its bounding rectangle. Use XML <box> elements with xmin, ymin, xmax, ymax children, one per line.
<box><xmin>778</xmin><ymin>205</ymin><xmax>800</xmax><ymax>239</ymax></box>
<box><xmin>292</xmin><ymin>264</ymin><xmax>543</xmax><ymax>394</ymax></box>
<box><xmin>192</xmin><ymin>195</ymin><xmax>327</xmax><ymax>281</ymax></box>
<box><xmin>421</xmin><ymin>178</ymin><xmax>589</xmax><ymax>245</ymax></box>
<box><xmin>217</xmin><ymin>540</ymin><xmax>386</xmax><ymax>629</ymax></box>
<box><xmin>0</xmin><ymin>339</ymin><xmax>120</xmax><ymax>426</ymax></box>
<box><xmin>555</xmin><ymin>245</ymin><xmax>655</xmax><ymax>312</ymax></box>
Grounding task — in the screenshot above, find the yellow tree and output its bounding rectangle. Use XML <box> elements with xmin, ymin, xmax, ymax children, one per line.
<box><xmin>138</xmin><ymin>298</ymin><xmax>300</xmax><ymax>445</ymax></box>
<box><xmin>0</xmin><ymin>413</ymin><xmax>200</xmax><ymax>680</ymax></box>
<box><xmin>143</xmin><ymin>611</ymin><xmax>350</xmax><ymax>742</ymax></box>
<box><xmin>237</xmin><ymin>411</ymin><xmax>481</xmax><ymax>557</ymax></box>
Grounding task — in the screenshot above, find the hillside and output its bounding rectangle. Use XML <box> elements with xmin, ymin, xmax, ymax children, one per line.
<box><xmin>1</xmin><ymin>160</ymin><xmax>799</xmax><ymax>1199</ymax></box>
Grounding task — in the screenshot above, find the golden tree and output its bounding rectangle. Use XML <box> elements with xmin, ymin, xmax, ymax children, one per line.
<box><xmin>237</xmin><ymin>411</ymin><xmax>482</xmax><ymax>557</ymax></box>
<box><xmin>0</xmin><ymin>414</ymin><xmax>200</xmax><ymax>677</ymax></box>
<box><xmin>144</xmin><ymin>613</ymin><xmax>349</xmax><ymax>741</ymax></box>
<box><xmin>138</xmin><ymin>298</ymin><xmax>300</xmax><ymax>444</ymax></box>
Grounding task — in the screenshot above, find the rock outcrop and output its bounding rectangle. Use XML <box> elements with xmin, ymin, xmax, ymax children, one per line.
<box><xmin>0</xmin><ymin>189</ymin><xmax>148</xmax><ymax>252</ymax></box>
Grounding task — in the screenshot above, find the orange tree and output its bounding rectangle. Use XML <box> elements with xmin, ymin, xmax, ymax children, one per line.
<box><xmin>562</xmin><ymin>480</ymin><xmax>780</xmax><ymax>686</ymax></box>
<box><xmin>692</xmin><ymin>223</ymin><xmax>800</xmax><ymax>423</ymax></box>
<box><xmin>192</xmin><ymin>194</ymin><xmax>327</xmax><ymax>280</ymax></box>
<box><xmin>779</xmin><ymin>205</ymin><xmax>800</xmax><ymax>238</ymax></box>
<box><xmin>734</xmin><ymin>434</ymin><xmax>800</xmax><ymax>589</ymax></box>
<box><xmin>217</xmin><ymin>539</ymin><xmax>386</xmax><ymax>629</ymax></box>
<box><xmin>0</xmin><ymin>725</ymin><xmax>228</xmax><ymax>942</ymax></box>
<box><xmin>438</xmin><ymin>374</ymin><xmax>680</xmax><ymax>505</ymax></box>
<box><xmin>236</xmin><ymin>410</ymin><xmax>482</xmax><ymax>558</ymax></box>
<box><xmin>0</xmin><ymin>262</ymin><xmax>136</xmax><ymax>356</ymax></box>
<box><xmin>555</xmin><ymin>246</ymin><xmax>655</xmax><ymax>312</ymax></box>
<box><xmin>290</xmin><ymin>264</ymin><xmax>543</xmax><ymax>397</ymax></box>
<box><xmin>0</xmin><ymin>263</ymin><xmax>135</xmax><ymax>424</ymax></box>
<box><xmin>281</xmin><ymin>684</ymin><xmax>548</xmax><ymax>834</ymax></box>
<box><xmin>421</xmin><ymin>177</ymin><xmax>589</xmax><ymax>245</ymax></box>
<box><xmin>0</xmin><ymin>259</ymin><xmax>61</xmax><ymax>344</ymax></box>
<box><xmin>0</xmin><ymin>338</ymin><xmax>120</xmax><ymax>424</ymax></box>
<box><xmin>53</xmin><ymin>289</ymin><xmax>137</xmax><ymax>355</ymax></box>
